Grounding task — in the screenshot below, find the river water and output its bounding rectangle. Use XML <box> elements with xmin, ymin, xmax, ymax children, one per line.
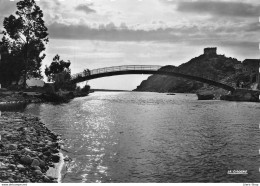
<box><xmin>23</xmin><ymin>92</ymin><xmax>260</xmax><ymax>183</ymax></box>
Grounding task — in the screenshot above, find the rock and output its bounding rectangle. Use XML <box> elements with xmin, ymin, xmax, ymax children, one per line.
<box><xmin>46</xmin><ymin>140</ymin><xmax>52</xmax><ymax>146</ymax></box>
<box><xmin>7</xmin><ymin>144</ymin><xmax>17</xmax><ymax>150</ymax></box>
<box><xmin>8</xmin><ymin>164</ymin><xmax>16</xmax><ymax>170</ymax></box>
<box><xmin>31</xmin><ymin>159</ymin><xmax>40</xmax><ymax>167</ymax></box>
<box><xmin>8</xmin><ymin>178</ymin><xmax>14</xmax><ymax>182</ymax></box>
<box><xmin>17</xmin><ymin>164</ymin><xmax>25</xmax><ymax>170</ymax></box>
<box><xmin>0</xmin><ymin>165</ymin><xmax>8</xmax><ymax>170</ymax></box>
<box><xmin>51</xmin><ymin>154</ymin><xmax>60</xmax><ymax>163</ymax></box>
<box><xmin>24</xmin><ymin>147</ymin><xmax>32</xmax><ymax>153</ymax></box>
<box><xmin>47</xmin><ymin>175</ymin><xmax>56</xmax><ymax>180</ymax></box>
<box><xmin>20</xmin><ymin>155</ymin><xmax>33</xmax><ymax>165</ymax></box>
<box><xmin>43</xmin><ymin>150</ymin><xmax>51</xmax><ymax>157</ymax></box>
<box><xmin>34</xmin><ymin>170</ymin><xmax>42</xmax><ymax>175</ymax></box>
<box><xmin>0</xmin><ymin>152</ymin><xmax>10</xmax><ymax>156</ymax></box>
<box><xmin>33</xmin><ymin>166</ymin><xmax>41</xmax><ymax>171</ymax></box>
<box><xmin>52</xmin><ymin>149</ymin><xmax>59</xmax><ymax>153</ymax></box>
<box><xmin>64</xmin><ymin>156</ymin><xmax>71</xmax><ymax>162</ymax></box>
<box><xmin>0</xmin><ymin>143</ymin><xmax>4</xmax><ymax>149</ymax></box>
<box><xmin>197</xmin><ymin>93</ymin><xmax>215</xmax><ymax>100</ymax></box>
<box><xmin>43</xmin><ymin>175</ymin><xmax>51</xmax><ymax>182</ymax></box>
<box><xmin>24</xmin><ymin>179</ymin><xmax>31</xmax><ymax>182</ymax></box>
<box><xmin>39</xmin><ymin>160</ymin><xmax>45</xmax><ymax>167</ymax></box>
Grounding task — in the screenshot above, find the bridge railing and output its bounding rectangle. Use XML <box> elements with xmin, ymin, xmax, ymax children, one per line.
<box><xmin>71</xmin><ymin>65</ymin><xmax>162</xmax><ymax>80</ymax></box>
<box><xmin>71</xmin><ymin>65</ymin><xmax>236</xmax><ymax>89</ymax></box>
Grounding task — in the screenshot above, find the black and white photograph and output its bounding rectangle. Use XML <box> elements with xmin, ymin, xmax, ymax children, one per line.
<box><xmin>0</xmin><ymin>0</ymin><xmax>259</xmax><ymax>184</ymax></box>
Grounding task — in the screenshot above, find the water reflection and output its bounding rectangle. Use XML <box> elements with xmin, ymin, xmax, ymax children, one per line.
<box><xmin>23</xmin><ymin>92</ymin><xmax>260</xmax><ymax>182</ymax></box>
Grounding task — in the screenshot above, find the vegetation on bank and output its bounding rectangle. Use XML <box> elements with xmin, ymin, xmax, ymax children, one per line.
<box><xmin>0</xmin><ymin>0</ymin><xmax>48</xmax><ymax>88</ymax></box>
<box><xmin>0</xmin><ymin>0</ymin><xmax>90</xmax><ymax>102</ymax></box>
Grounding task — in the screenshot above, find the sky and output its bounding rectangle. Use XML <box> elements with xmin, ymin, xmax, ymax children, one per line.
<box><xmin>0</xmin><ymin>0</ymin><xmax>260</xmax><ymax>90</ymax></box>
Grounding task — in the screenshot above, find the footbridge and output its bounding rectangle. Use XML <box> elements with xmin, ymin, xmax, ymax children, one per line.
<box><xmin>71</xmin><ymin>65</ymin><xmax>235</xmax><ymax>92</ymax></box>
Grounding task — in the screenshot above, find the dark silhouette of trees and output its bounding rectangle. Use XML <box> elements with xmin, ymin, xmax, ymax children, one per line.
<box><xmin>1</xmin><ymin>0</ymin><xmax>48</xmax><ymax>88</ymax></box>
<box><xmin>81</xmin><ymin>84</ymin><xmax>90</xmax><ymax>93</ymax></box>
<box><xmin>45</xmin><ymin>54</ymin><xmax>71</xmax><ymax>82</ymax></box>
<box><xmin>45</xmin><ymin>54</ymin><xmax>76</xmax><ymax>91</ymax></box>
<box><xmin>0</xmin><ymin>37</ymin><xmax>24</xmax><ymax>87</ymax></box>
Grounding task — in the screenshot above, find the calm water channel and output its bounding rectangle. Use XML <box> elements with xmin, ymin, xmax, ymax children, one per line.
<box><xmin>23</xmin><ymin>92</ymin><xmax>260</xmax><ymax>182</ymax></box>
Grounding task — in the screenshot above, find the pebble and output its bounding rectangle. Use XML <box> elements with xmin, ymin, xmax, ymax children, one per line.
<box><xmin>0</xmin><ymin>112</ymin><xmax>61</xmax><ymax>183</ymax></box>
<box><xmin>43</xmin><ymin>151</ymin><xmax>51</xmax><ymax>156</ymax></box>
<box><xmin>39</xmin><ymin>159</ymin><xmax>45</xmax><ymax>167</ymax></box>
<box><xmin>51</xmin><ymin>155</ymin><xmax>60</xmax><ymax>163</ymax></box>
<box><xmin>47</xmin><ymin>175</ymin><xmax>56</xmax><ymax>180</ymax></box>
<box><xmin>43</xmin><ymin>175</ymin><xmax>51</xmax><ymax>182</ymax></box>
<box><xmin>17</xmin><ymin>164</ymin><xmax>25</xmax><ymax>170</ymax></box>
<box><xmin>33</xmin><ymin>166</ymin><xmax>41</xmax><ymax>171</ymax></box>
<box><xmin>8</xmin><ymin>164</ymin><xmax>16</xmax><ymax>170</ymax></box>
<box><xmin>24</xmin><ymin>179</ymin><xmax>31</xmax><ymax>182</ymax></box>
<box><xmin>7</xmin><ymin>144</ymin><xmax>18</xmax><ymax>150</ymax></box>
<box><xmin>20</xmin><ymin>155</ymin><xmax>33</xmax><ymax>165</ymax></box>
<box><xmin>24</xmin><ymin>147</ymin><xmax>32</xmax><ymax>153</ymax></box>
<box><xmin>34</xmin><ymin>170</ymin><xmax>43</xmax><ymax>175</ymax></box>
<box><xmin>8</xmin><ymin>178</ymin><xmax>14</xmax><ymax>182</ymax></box>
<box><xmin>31</xmin><ymin>159</ymin><xmax>40</xmax><ymax>167</ymax></box>
<box><xmin>52</xmin><ymin>149</ymin><xmax>59</xmax><ymax>153</ymax></box>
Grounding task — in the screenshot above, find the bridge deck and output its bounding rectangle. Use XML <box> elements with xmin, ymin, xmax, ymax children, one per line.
<box><xmin>71</xmin><ymin>65</ymin><xmax>236</xmax><ymax>92</ymax></box>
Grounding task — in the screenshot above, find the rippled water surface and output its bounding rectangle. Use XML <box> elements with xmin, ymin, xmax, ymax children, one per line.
<box><xmin>23</xmin><ymin>92</ymin><xmax>260</xmax><ymax>182</ymax></box>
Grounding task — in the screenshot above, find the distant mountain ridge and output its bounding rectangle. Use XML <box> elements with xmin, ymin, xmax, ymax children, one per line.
<box><xmin>134</xmin><ymin>49</ymin><xmax>243</xmax><ymax>94</ymax></box>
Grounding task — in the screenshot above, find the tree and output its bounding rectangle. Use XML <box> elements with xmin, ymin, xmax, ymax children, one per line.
<box><xmin>2</xmin><ymin>0</ymin><xmax>48</xmax><ymax>88</ymax></box>
<box><xmin>0</xmin><ymin>38</ymin><xmax>24</xmax><ymax>87</ymax></box>
<box><xmin>45</xmin><ymin>54</ymin><xmax>71</xmax><ymax>82</ymax></box>
<box><xmin>45</xmin><ymin>54</ymin><xmax>75</xmax><ymax>91</ymax></box>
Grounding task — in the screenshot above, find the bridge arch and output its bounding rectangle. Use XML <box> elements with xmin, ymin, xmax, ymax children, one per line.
<box><xmin>71</xmin><ymin>65</ymin><xmax>235</xmax><ymax>92</ymax></box>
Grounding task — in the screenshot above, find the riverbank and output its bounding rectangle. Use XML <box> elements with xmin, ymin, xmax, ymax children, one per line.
<box><xmin>0</xmin><ymin>112</ymin><xmax>63</xmax><ymax>183</ymax></box>
<box><xmin>0</xmin><ymin>89</ymin><xmax>90</xmax><ymax>107</ymax></box>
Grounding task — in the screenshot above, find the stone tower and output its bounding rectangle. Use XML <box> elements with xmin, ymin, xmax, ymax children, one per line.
<box><xmin>204</xmin><ymin>47</ymin><xmax>217</xmax><ymax>56</ymax></box>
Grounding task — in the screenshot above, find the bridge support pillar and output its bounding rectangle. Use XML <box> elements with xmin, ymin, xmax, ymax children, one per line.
<box><xmin>220</xmin><ymin>89</ymin><xmax>259</xmax><ymax>102</ymax></box>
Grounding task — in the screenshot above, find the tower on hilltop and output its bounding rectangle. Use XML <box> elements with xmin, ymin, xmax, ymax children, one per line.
<box><xmin>204</xmin><ymin>47</ymin><xmax>217</xmax><ymax>56</ymax></box>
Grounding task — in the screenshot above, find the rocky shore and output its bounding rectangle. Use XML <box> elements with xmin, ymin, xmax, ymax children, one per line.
<box><xmin>0</xmin><ymin>112</ymin><xmax>62</xmax><ymax>183</ymax></box>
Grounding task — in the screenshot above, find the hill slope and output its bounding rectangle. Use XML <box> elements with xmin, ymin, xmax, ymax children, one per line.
<box><xmin>134</xmin><ymin>53</ymin><xmax>243</xmax><ymax>94</ymax></box>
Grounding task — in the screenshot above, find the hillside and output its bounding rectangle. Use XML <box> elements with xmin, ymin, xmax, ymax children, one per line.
<box><xmin>134</xmin><ymin>52</ymin><xmax>244</xmax><ymax>95</ymax></box>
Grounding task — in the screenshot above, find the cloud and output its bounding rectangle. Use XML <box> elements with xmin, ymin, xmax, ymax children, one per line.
<box><xmin>75</xmin><ymin>4</ymin><xmax>96</xmax><ymax>14</ymax></box>
<box><xmin>245</xmin><ymin>22</ymin><xmax>260</xmax><ymax>32</ymax></box>
<box><xmin>177</xmin><ymin>1</ymin><xmax>260</xmax><ymax>17</ymax></box>
<box><xmin>48</xmin><ymin>22</ymin><xmax>183</xmax><ymax>42</ymax></box>
<box><xmin>0</xmin><ymin>1</ymin><xmax>17</xmax><ymax>30</ymax></box>
<box><xmin>47</xmin><ymin>20</ymin><xmax>259</xmax><ymax>53</ymax></box>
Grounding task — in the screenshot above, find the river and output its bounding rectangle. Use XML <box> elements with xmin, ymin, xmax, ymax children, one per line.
<box><xmin>23</xmin><ymin>92</ymin><xmax>260</xmax><ymax>182</ymax></box>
